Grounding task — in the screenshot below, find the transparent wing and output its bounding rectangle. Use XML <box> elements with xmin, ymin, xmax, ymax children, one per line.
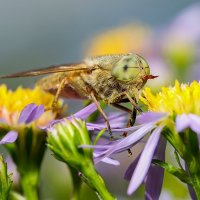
<box><xmin>0</xmin><ymin>63</ymin><xmax>91</xmax><ymax>78</ymax></box>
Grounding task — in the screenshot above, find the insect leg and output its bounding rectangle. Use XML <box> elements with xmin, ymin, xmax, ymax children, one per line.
<box><xmin>46</xmin><ymin>78</ymin><xmax>68</xmax><ymax>112</ymax></box>
<box><xmin>119</xmin><ymin>106</ymin><xmax>137</xmax><ymax>156</ymax></box>
<box><xmin>90</xmin><ymin>92</ymin><xmax>113</xmax><ymax>139</ymax></box>
<box><xmin>128</xmin><ymin>106</ymin><xmax>137</xmax><ymax>126</ymax></box>
<box><xmin>125</xmin><ymin>92</ymin><xmax>142</xmax><ymax>112</ymax></box>
<box><xmin>123</xmin><ymin>95</ymin><xmax>139</xmax><ymax>130</ymax></box>
<box><xmin>119</xmin><ymin>95</ymin><xmax>138</xmax><ymax>156</ymax></box>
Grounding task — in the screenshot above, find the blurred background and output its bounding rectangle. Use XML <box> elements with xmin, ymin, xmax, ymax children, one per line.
<box><xmin>0</xmin><ymin>0</ymin><xmax>200</xmax><ymax>199</ymax></box>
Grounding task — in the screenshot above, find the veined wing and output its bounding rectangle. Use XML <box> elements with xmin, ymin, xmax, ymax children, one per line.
<box><xmin>0</xmin><ymin>63</ymin><xmax>92</xmax><ymax>78</ymax></box>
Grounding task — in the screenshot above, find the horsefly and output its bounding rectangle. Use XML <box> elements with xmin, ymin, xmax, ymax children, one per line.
<box><xmin>0</xmin><ymin>53</ymin><xmax>157</xmax><ymax>136</ymax></box>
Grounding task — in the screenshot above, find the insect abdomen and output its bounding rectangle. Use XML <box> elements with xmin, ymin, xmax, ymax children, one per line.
<box><xmin>36</xmin><ymin>72</ymin><xmax>84</xmax><ymax>99</ymax></box>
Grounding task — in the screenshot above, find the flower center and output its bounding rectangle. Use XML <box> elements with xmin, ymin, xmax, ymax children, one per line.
<box><xmin>0</xmin><ymin>84</ymin><xmax>60</xmax><ymax>125</ymax></box>
<box><xmin>140</xmin><ymin>81</ymin><xmax>200</xmax><ymax>116</ymax></box>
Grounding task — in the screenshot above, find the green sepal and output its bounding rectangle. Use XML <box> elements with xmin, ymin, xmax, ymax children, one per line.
<box><xmin>174</xmin><ymin>150</ymin><xmax>184</xmax><ymax>170</ymax></box>
<box><xmin>152</xmin><ymin>159</ymin><xmax>192</xmax><ymax>185</ymax></box>
<box><xmin>47</xmin><ymin>119</ymin><xmax>115</xmax><ymax>200</ymax></box>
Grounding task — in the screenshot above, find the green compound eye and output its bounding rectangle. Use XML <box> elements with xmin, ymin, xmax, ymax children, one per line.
<box><xmin>111</xmin><ymin>54</ymin><xmax>149</xmax><ymax>81</ymax></box>
<box><xmin>137</xmin><ymin>54</ymin><xmax>150</xmax><ymax>76</ymax></box>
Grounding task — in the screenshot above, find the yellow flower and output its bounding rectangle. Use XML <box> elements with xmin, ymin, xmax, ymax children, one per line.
<box><xmin>140</xmin><ymin>80</ymin><xmax>200</xmax><ymax>115</ymax></box>
<box><xmin>0</xmin><ymin>84</ymin><xmax>61</xmax><ymax>126</ymax></box>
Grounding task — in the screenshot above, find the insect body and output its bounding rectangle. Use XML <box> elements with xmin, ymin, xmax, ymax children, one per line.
<box><xmin>36</xmin><ymin>54</ymin><xmax>150</xmax><ymax>103</ymax></box>
<box><xmin>0</xmin><ymin>53</ymin><xmax>156</xmax><ymax>135</ymax></box>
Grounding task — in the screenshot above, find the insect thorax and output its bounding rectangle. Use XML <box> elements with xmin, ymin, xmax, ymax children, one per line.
<box><xmin>36</xmin><ymin>68</ymin><xmax>145</xmax><ymax>103</ymax></box>
<box><xmin>80</xmin><ymin>68</ymin><xmax>144</xmax><ymax>104</ymax></box>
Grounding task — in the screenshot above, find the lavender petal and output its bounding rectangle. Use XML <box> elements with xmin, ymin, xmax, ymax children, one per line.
<box><xmin>86</xmin><ymin>122</ymin><xmax>143</xmax><ymax>132</ymax></box>
<box><xmin>176</xmin><ymin>114</ymin><xmax>190</xmax><ymax>132</ymax></box>
<box><xmin>145</xmin><ymin>136</ymin><xmax>166</xmax><ymax>200</ymax></box>
<box><xmin>96</xmin><ymin>112</ymin><xmax>127</xmax><ymax>128</ymax></box>
<box><xmin>48</xmin><ymin>103</ymin><xmax>98</xmax><ymax>128</ymax></box>
<box><xmin>188</xmin><ymin>114</ymin><xmax>200</xmax><ymax>134</ymax></box>
<box><xmin>18</xmin><ymin>103</ymin><xmax>44</xmax><ymax>124</ymax></box>
<box><xmin>188</xmin><ymin>184</ymin><xmax>197</xmax><ymax>200</ymax></box>
<box><xmin>94</xmin><ymin>123</ymin><xmax>156</xmax><ymax>164</ymax></box>
<box><xmin>127</xmin><ymin>126</ymin><xmax>163</xmax><ymax>195</ymax></box>
<box><xmin>136</xmin><ymin>112</ymin><xmax>168</xmax><ymax>124</ymax></box>
<box><xmin>0</xmin><ymin>131</ymin><xmax>18</xmax><ymax>144</ymax></box>
<box><xmin>109</xmin><ymin>123</ymin><xmax>156</xmax><ymax>154</ymax></box>
<box><xmin>176</xmin><ymin>114</ymin><xmax>200</xmax><ymax>134</ymax></box>
<box><xmin>94</xmin><ymin>153</ymin><xmax>120</xmax><ymax>166</ymax></box>
<box><xmin>73</xmin><ymin>103</ymin><xmax>97</xmax><ymax>120</ymax></box>
<box><xmin>124</xmin><ymin>153</ymin><xmax>141</xmax><ymax>181</ymax></box>
<box><xmin>18</xmin><ymin>103</ymin><xmax>37</xmax><ymax>124</ymax></box>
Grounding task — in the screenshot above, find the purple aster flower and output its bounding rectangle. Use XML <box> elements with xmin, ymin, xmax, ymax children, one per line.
<box><xmin>140</xmin><ymin>81</ymin><xmax>200</xmax><ymax>199</ymax></box>
<box><xmin>1</xmin><ymin>103</ymin><xmax>53</xmax><ymax>200</ymax></box>
<box><xmin>80</xmin><ymin>100</ymin><xmax>200</xmax><ymax>199</ymax></box>
<box><xmin>0</xmin><ymin>85</ymin><xmax>64</xmax><ymax>200</ymax></box>
<box><xmin>80</xmin><ymin>112</ymin><xmax>167</xmax><ymax>198</ymax></box>
<box><xmin>0</xmin><ymin>103</ymin><xmax>45</xmax><ymax>145</ymax></box>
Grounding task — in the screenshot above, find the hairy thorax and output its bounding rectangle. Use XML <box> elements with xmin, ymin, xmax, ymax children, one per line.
<box><xmin>36</xmin><ymin>68</ymin><xmax>146</xmax><ymax>104</ymax></box>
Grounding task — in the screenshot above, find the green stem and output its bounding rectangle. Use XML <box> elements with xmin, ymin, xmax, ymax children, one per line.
<box><xmin>21</xmin><ymin>171</ymin><xmax>39</xmax><ymax>200</ymax></box>
<box><xmin>184</xmin><ymin>130</ymin><xmax>200</xmax><ymax>199</ymax></box>
<box><xmin>82</xmin><ymin>162</ymin><xmax>116</xmax><ymax>200</ymax></box>
<box><xmin>69</xmin><ymin>166</ymin><xmax>82</xmax><ymax>200</ymax></box>
<box><xmin>191</xmin><ymin>174</ymin><xmax>200</xmax><ymax>199</ymax></box>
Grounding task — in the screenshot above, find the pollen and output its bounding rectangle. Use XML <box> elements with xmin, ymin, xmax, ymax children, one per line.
<box><xmin>0</xmin><ymin>84</ymin><xmax>60</xmax><ymax>125</ymax></box>
<box><xmin>140</xmin><ymin>81</ymin><xmax>200</xmax><ymax>115</ymax></box>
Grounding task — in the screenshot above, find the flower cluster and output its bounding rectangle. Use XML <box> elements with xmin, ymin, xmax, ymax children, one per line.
<box><xmin>0</xmin><ymin>84</ymin><xmax>59</xmax><ymax>126</ymax></box>
<box><xmin>1</xmin><ymin>3</ymin><xmax>200</xmax><ymax>200</ymax></box>
<box><xmin>79</xmin><ymin>80</ymin><xmax>200</xmax><ymax>199</ymax></box>
<box><xmin>141</xmin><ymin>81</ymin><xmax>200</xmax><ymax>133</ymax></box>
<box><xmin>0</xmin><ymin>85</ymin><xmax>63</xmax><ymax>200</ymax></box>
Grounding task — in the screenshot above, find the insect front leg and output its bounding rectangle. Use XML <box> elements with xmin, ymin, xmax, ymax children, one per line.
<box><xmin>124</xmin><ymin>92</ymin><xmax>142</xmax><ymax>113</ymax></box>
<box><xmin>128</xmin><ymin>106</ymin><xmax>137</xmax><ymax>126</ymax></box>
<box><xmin>120</xmin><ymin>95</ymin><xmax>139</xmax><ymax>156</ymax></box>
<box><xmin>123</xmin><ymin>105</ymin><xmax>137</xmax><ymax>136</ymax></box>
<box><xmin>111</xmin><ymin>92</ymin><xmax>140</xmax><ymax>128</ymax></box>
<box><xmin>90</xmin><ymin>92</ymin><xmax>113</xmax><ymax>139</ymax></box>
<box><xmin>46</xmin><ymin>78</ymin><xmax>68</xmax><ymax>112</ymax></box>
